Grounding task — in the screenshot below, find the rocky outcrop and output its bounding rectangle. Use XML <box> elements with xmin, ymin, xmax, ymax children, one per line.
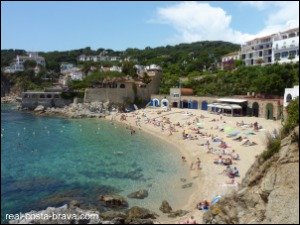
<box><xmin>125</xmin><ymin>206</ymin><xmax>157</xmax><ymax>224</ymax></box>
<box><xmin>203</xmin><ymin>127</ymin><xmax>299</xmax><ymax>224</ymax></box>
<box><xmin>9</xmin><ymin>203</ymin><xmax>157</xmax><ymax>224</ymax></box>
<box><xmin>99</xmin><ymin>194</ymin><xmax>128</xmax><ymax>208</ymax></box>
<box><xmin>159</xmin><ymin>200</ymin><xmax>173</xmax><ymax>213</ymax></box>
<box><xmin>30</xmin><ymin>102</ymin><xmax>113</xmax><ymax>119</ymax></box>
<box><xmin>127</xmin><ymin>189</ymin><xmax>148</xmax><ymax>199</ymax></box>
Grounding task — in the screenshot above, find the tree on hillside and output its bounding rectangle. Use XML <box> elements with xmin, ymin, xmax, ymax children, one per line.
<box><xmin>23</xmin><ymin>60</ymin><xmax>37</xmax><ymax>70</ymax></box>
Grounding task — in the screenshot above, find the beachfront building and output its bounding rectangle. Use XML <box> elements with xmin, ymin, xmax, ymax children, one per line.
<box><xmin>221</xmin><ymin>51</ymin><xmax>240</xmax><ymax>70</ymax></box>
<box><xmin>60</xmin><ymin>63</ymin><xmax>75</xmax><ymax>73</ymax></box>
<box><xmin>272</xmin><ymin>28</ymin><xmax>299</xmax><ymax>64</ymax></box>
<box><xmin>151</xmin><ymin>88</ymin><xmax>283</xmax><ymax>120</ymax></box>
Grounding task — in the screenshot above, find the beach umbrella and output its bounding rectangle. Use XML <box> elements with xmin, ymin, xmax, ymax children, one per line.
<box><xmin>211</xmin><ymin>195</ymin><xmax>222</xmax><ymax>205</ymax></box>
<box><xmin>224</xmin><ymin>126</ymin><xmax>234</xmax><ymax>134</ymax></box>
<box><xmin>197</xmin><ymin>123</ymin><xmax>204</xmax><ymax>128</ymax></box>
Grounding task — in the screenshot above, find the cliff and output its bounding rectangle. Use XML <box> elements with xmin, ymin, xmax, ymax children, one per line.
<box><xmin>203</xmin><ymin>126</ymin><xmax>299</xmax><ymax>224</ymax></box>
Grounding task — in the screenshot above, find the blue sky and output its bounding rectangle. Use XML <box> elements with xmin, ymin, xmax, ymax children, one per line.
<box><xmin>1</xmin><ymin>1</ymin><xmax>299</xmax><ymax>52</ymax></box>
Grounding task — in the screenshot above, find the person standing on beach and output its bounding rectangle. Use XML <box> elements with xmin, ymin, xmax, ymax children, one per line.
<box><xmin>196</xmin><ymin>158</ymin><xmax>201</xmax><ymax>170</ymax></box>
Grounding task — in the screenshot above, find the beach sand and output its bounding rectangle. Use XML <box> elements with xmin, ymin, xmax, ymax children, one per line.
<box><xmin>107</xmin><ymin>107</ymin><xmax>281</xmax><ymax>224</ymax></box>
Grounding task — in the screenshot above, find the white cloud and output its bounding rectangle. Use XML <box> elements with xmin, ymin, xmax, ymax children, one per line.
<box><xmin>242</xmin><ymin>1</ymin><xmax>299</xmax><ymax>37</ymax></box>
<box><xmin>151</xmin><ymin>1</ymin><xmax>299</xmax><ymax>45</ymax></box>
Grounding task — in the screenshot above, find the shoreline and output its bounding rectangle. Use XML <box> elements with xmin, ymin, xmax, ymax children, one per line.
<box><xmin>106</xmin><ymin>107</ymin><xmax>282</xmax><ymax>224</ymax></box>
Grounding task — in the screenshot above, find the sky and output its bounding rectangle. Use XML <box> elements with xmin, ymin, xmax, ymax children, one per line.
<box><xmin>1</xmin><ymin>1</ymin><xmax>299</xmax><ymax>52</ymax></box>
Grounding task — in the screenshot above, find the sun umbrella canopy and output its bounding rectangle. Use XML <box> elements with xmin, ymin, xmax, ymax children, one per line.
<box><xmin>224</xmin><ymin>126</ymin><xmax>234</xmax><ymax>133</ymax></box>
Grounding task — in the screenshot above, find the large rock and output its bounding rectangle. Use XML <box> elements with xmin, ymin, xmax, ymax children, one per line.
<box><xmin>99</xmin><ymin>194</ymin><xmax>128</xmax><ymax>208</ymax></box>
<box><xmin>100</xmin><ymin>211</ymin><xmax>127</xmax><ymax>221</ymax></box>
<box><xmin>168</xmin><ymin>210</ymin><xmax>189</xmax><ymax>218</ymax></box>
<box><xmin>159</xmin><ymin>200</ymin><xmax>172</xmax><ymax>213</ymax></box>
<box><xmin>126</xmin><ymin>206</ymin><xmax>157</xmax><ymax>223</ymax></box>
<box><xmin>34</xmin><ymin>105</ymin><xmax>45</xmax><ymax>112</ymax></box>
<box><xmin>127</xmin><ymin>189</ymin><xmax>149</xmax><ymax>199</ymax></box>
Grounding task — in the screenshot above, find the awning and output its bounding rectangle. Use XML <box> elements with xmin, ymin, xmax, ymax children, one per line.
<box><xmin>208</xmin><ymin>103</ymin><xmax>242</xmax><ymax>110</ymax></box>
<box><xmin>217</xmin><ymin>98</ymin><xmax>247</xmax><ymax>103</ymax></box>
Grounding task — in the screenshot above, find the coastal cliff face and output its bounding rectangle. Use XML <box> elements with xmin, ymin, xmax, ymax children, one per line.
<box><xmin>203</xmin><ymin>126</ymin><xmax>299</xmax><ymax>224</ymax></box>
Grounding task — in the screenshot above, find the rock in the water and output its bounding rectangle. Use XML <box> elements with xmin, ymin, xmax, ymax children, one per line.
<box><xmin>159</xmin><ymin>200</ymin><xmax>172</xmax><ymax>213</ymax></box>
<box><xmin>34</xmin><ymin>105</ymin><xmax>45</xmax><ymax>112</ymax></box>
<box><xmin>69</xmin><ymin>200</ymin><xmax>80</xmax><ymax>209</ymax></box>
<box><xmin>126</xmin><ymin>206</ymin><xmax>157</xmax><ymax>223</ymax></box>
<box><xmin>180</xmin><ymin>178</ymin><xmax>187</xmax><ymax>183</ymax></box>
<box><xmin>127</xmin><ymin>189</ymin><xmax>149</xmax><ymax>199</ymax></box>
<box><xmin>99</xmin><ymin>194</ymin><xmax>128</xmax><ymax>208</ymax></box>
<box><xmin>168</xmin><ymin>210</ymin><xmax>189</xmax><ymax>218</ymax></box>
<box><xmin>182</xmin><ymin>182</ymin><xmax>193</xmax><ymax>189</ymax></box>
<box><xmin>127</xmin><ymin>219</ymin><xmax>154</xmax><ymax>224</ymax></box>
<box><xmin>100</xmin><ymin>211</ymin><xmax>127</xmax><ymax>221</ymax></box>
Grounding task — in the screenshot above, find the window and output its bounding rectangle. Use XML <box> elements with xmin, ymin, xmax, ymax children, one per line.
<box><xmin>54</xmin><ymin>94</ymin><xmax>60</xmax><ymax>98</ymax></box>
<box><xmin>32</xmin><ymin>94</ymin><xmax>37</xmax><ymax>98</ymax></box>
<box><xmin>259</xmin><ymin>51</ymin><xmax>263</xmax><ymax>57</ymax></box>
<box><xmin>119</xmin><ymin>84</ymin><xmax>125</xmax><ymax>88</ymax></box>
<box><xmin>23</xmin><ymin>94</ymin><xmax>29</xmax><ymax>98</ymax></box>
<box><xmin>39</xmin><ymin>94</ymin><xmax>45</xmax><ymax>98</ymax></box>
<box><xmin>46</xmin><ymin>94</ymin><xmax>52</xmax><ymax>98</ymax></box>
<box><xmin>281</xmin><ymin>52</ymin><xmax>288</xmax><ymax>58</ymax></box>
<box><xmin>173</xmin><ymin>93</ymin><xmax>180</xmax><ymax>98</ymax></box>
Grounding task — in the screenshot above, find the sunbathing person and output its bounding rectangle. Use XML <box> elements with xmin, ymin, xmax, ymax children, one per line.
<box><xmin>229</xmin><ymin>167</ymin><xmax>239</xmax><ymax>178</ymax></box>
<box><xmin>197</xmin><ymin>200</ymin><xmax>210</xmax><ymax>210</ymax></box>
<box><xmin>214</xmin><ymin>156</ymin><xmax>223</xmax><ymax>164</ymax></box>
<box><xmin>230</xmin><ymin>150</ymin><xmax>240</xmax><ymax>160</ymax></box>
<box><xmin>222</xmin><ymin>157</ymin><xmax>232</xmax><ymax>166</ymax></box>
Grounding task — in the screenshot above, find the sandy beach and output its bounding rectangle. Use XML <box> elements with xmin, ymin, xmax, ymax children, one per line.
<box><xmin>107</xmin><ymin>107</ymin><xmax>281</xmax><ymax>224</ymax></box>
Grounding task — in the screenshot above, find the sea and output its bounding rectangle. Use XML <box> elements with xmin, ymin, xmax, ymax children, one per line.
<box><xmin>1</xmin><ymin>104</ymin><xmax>194</xmax><ymax>222</ymax></box>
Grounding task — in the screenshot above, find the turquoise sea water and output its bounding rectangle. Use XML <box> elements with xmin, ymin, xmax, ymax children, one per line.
<box><xmin>1</xmin><ymin>104</ymin><xmax>193</xmax><ymax>222</ymax></box>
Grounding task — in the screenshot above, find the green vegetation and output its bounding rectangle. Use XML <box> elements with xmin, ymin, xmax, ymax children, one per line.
<box><xmin>69</xmin><ymin>71</ymin><xmax>126</xmax><ymax>90</ymax></box>
<box><xmin>183</xmin><ymin>63</ymin><xmax>299</xmax><ymax>96</ymax></box>
<box><xmin>61</xmin><ymin>91</ymin><xmax>84</xmax><ymax>99</ymax></box>
<box><xmin>282</xmin><ymin>97</ymin><xmax>299</xmax><ymax>136</ymax></box>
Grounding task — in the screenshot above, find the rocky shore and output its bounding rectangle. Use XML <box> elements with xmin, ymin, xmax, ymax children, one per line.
<box><xmin>9</xmin><ymin>200</ymin><xmax>158</xmax><ymax>224</ymax></box>
<box><xmin>1</xmin><ymin>95</ymin><xmax>19</xmax><ymax>104</ymax></box>
<box><xmin>31</xmin><ymin>101</ymin><xmax>115</xmax><ymax>119</ymax></box>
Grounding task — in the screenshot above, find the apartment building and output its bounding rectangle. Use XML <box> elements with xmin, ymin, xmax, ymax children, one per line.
<box><xmin>241</xmin><ymin>35</ymin><xmax>273</xmax><ymax>66</ymax></box>
<box><xmin>240</xmin><ymin>27</ymin><xmax>299</xmax><ymax>66</ymax></box>
<box><xmin>272</xmin><ymin>28</ymin><xmax>299</xmax><ymax>64</ymax></box>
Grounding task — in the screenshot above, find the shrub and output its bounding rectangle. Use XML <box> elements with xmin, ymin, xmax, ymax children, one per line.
<box><xmin>282</xmin><ymin>97</ymin><xmax>299</xmax><ymax>136</ymax></box>
<box><xmin>261</xmin><ymin>133</ymin><xmax>281</xmax><ymax>161</ymax></box>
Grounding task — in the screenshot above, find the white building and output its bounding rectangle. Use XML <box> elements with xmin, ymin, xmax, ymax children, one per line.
<box><xmin>221</xmin><ymin>51</ymin><xmax>240</xmax><ymax>70</ymax></box>
<box><xmin>109</xmin><ymin>65</ymin><xmax>122</xmax><ymax>73</ymax></box>
<box><xmin>272</xmin><ymin>28</ymin><xmax>299</xmax><ymax>64</ymax></box>
<box><xmin>60</xmin><ymin>63</ymin><xmax>75</xmax><ymax>73</ymax></box>
<box><xmin>78</xmin><ymin>54</ymin><xmax>86</xmax><ymax>62</ymax></box>
<box><xmin>284</xmin><ymin>85</ymin><xmax>299</xmax><ymax>107</ymax></box>
<box><xmin>16</xmin><ymin>52</ymin><xmax>46</xmax><ymax>67</ymax></box>
<box><xmin>4</xmin><ymin>63</ymin><xmax>24</xmax><ymax>73</ymax></box>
